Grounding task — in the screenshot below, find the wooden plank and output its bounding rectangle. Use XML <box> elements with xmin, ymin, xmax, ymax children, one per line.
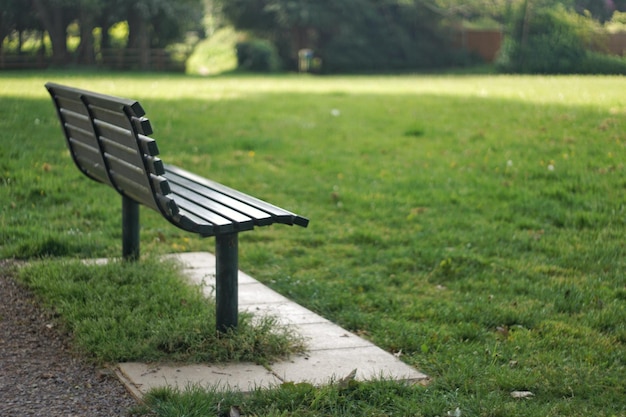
<box><xmin>68</xmin><ymin>138</ymin><xmax>100</xmax><ymax>163</ymax></box>
<box><xmin>55</xmin><ymin>95</ymin><xmax>87</xmax><ymax>115</ymax></box>
<box><xmin>105</xmin><ymin>156</ymin><xmax>148</xmax><ymax>187</ymax></box>
<box><xmin>168</xmin><ymin>182</ymin><xmax>255</xmax><ymax>230</ymax></box>
<box><xmin>171</xmin><ymin>194</ymin><xmax>237</xmax><ymax>234</ymax></box>
<box><xmin>165</xmin><ymin>169</ymin><xmax>273</xmax><ymax>226</ymax></box>
<box><xmin>72</xmin><ymin>153</ymin><xmax>110</xmax><ymax>185</ymax></box>
<box><xmin>171</xmin><ymin>209</ymin><xmax>215</xmax><ymax>236</ymax></box>
<box><xmin>146</xmin><ymin>156</ymin><xmax>165</xmax><ymax>176</ymax></box>
<box><xmin>99</xmin><ymin>137</ymin><xmax>141</xmax><ymax>169</ymax></box>
<box><xmin>66</xmin><ymin>126</ymin><xmax>99</xmax><ymax>150</ymax></box>
<box><xmin>85</xmin><ymin>94</ymin><xmax>145</xmax><ymax>118</ymax></box>
<box><xmin>46</xmin><ymin>83</ymin><xmax>83</xmax><ymax>102</ymax></box>
<box><xmin>94</xmin><ymin>120</ymin><xmax>135</xmax><ymax>146</ymax></box>
<box><xmin>149</xmin><ymin>173</ymin><xmax>171</xmax><ymax>195</ymax></box>
<box><xmin>132</xmin><ymin>116</ymin><xmax>153</xmax><ymax>136</ymax></box>
<box><xmin>89</xmin><ymin>105</ymin><xmax>131</xmax><ymax>128</ymax></box>
<box><xmin>109</xmin><ymin>173</ymin><xmax>158</xmax><ymax>210</ymax></box>
<box><xmin>45</xmin><ymin>82</ymin><xmax>146</xmax><ymax>117</ymax></box>
<box><xmin>155</xmin><ymin>194</ymin><xmax>179</xmax><ymax>216</ymax></box>
<box><xmin>165</xmin><ymin>165</ymin><xmax>309</xmax><ymax>227</ymax></box>
<box><xmin>60</xmin><ymin>109</ymin><xmax>93</xmax><ymax>132</ymax></box>
<box><xmin>138</xmin><ymin>135</ymin><xmax>159</xmax><ymax>156</ymax></box>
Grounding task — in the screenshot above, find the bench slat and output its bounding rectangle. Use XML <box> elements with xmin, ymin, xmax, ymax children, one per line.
<box><xmin>66</xmin><ymin>125</ymin><xmax>99</xmax><ymax>151</ymax></box>
<box><xmin>60</xmin><ymin>108</ymin><xmax>93</xmax><ymax>132</ymax></box>
<box><xmin>168</xmin><ymin>182</ymin><xmax>256</xmax><ymax>230</ymax></box>
<box><xmin>165</xmin><ymin>164</ymin><xmax>309</xmax><ymax>228</ymax></box>
<box><xmin>93</xmin><ymin>120</ymin><xmax>159</xmax><ymax>158</ymax></box>
<box><xmin>72</xmin><ymin>151</ymin><xmax>110</xmax><ymax>185</ymax></box>
<box><xmin>171</xmin><ymin>209</ymin><xmax>216</xmax><ymax>236</ymax></box>
<box><xmin>94</xmin><ymin>120</ymin><xmax>136</xmax><ymax>147</ymax></box>
<box><xmin>106</xmin><ymin>156</ymin><xmax>150</xmax><ymax>187</ymax></box>
<box><xmin>88</xmin><ymin>105</ymin><xmax>133</xmax><ymax>129</ymax></box>
<box><xmin>138</xmin><ymin>134</ymin><xmax>160</xmax><ymax>156</ymax></box>
<box><xmin>165</xmin><ymin>170</ymin><xmax>273</xmax><ymax>226</ymax></box>
<box><xmin>97</xmin><ymin>139</ymin><xmax>163</xmax><ymax>176</ymax></box>
<box><xmin>146</xmin><ymin>157</ymin><xmax>165</xmax><ymax>176</ymax></box>
<box><xmin>99</xmin><ymin>136</ymin><xmax>141</xmax><ymax>163</ymax></box>
<box><xmin>169</xmin><ymin>194</ymin><xmax>238</xmax><ymax>234</ymax></box>
<box><xmin>107</xmin><ymin>158</ymin><xmax>170</xmax><ymax>199</ymax></box>
<box><xmin>108</xmin><ymin>173</ymin><xmax>159</xmax><ymax>212</ymax></box>
<box><xmin>55</xmin><ymin>96</ymin><xmax>87</xmax><ymax>115</ymax></box>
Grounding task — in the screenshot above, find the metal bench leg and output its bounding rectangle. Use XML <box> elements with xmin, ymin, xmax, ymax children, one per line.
<box><xmin>215</xmin><ymin>232</ymin><xmax>239</xmax><ymax>333</ymax></box>
<box><xmin>122</xmin><ymin>195</ymin><xmax>140</xmax><ymax>261</ymax></box>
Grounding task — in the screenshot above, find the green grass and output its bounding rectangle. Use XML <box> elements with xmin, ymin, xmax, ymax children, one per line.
<box><xmin>1</xmin><ymin>72</ymin><xmax>625</xmax><ymax>416</ymax></box>
<box><xmin>17</xmin><ymin>257</ymin><xmax>304</xmax><ymax>364</ymax></box>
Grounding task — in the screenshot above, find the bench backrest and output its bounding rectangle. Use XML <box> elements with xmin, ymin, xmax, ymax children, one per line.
<box><xmin>45</xmin><ymin>82</ymin><xmax>178</xmax><ymax>218</ymax></box>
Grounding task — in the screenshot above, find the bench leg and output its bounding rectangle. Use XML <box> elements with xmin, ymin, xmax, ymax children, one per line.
<box><xmin>215</xmin><ymin>232</ymin><xmax>238</xmax><ymax>333</ymax></box>
<box><xmin>122</xmin><ymin>196</ymin><xmax>140</xmax><ymax>261</ymax></box>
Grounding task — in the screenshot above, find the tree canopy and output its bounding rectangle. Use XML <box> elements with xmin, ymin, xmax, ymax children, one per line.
<box><xmin>3</xmin><ymin>0</ymin><xmax>626</xmax><ymax>72</ymax></box>
<box><xmin>216</xmin><ymin>0</ymin><xmax>459</xmax><ymax>73</ymax></box>
<box><xmin>0</xmin><ymin>0</ymin><xmax>203</xmax><ymax>67</ymax></box>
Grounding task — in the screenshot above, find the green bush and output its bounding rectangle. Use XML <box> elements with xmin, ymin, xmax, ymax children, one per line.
<box><xmin>235</xmin><ymin>39</ymin><xmax>281</xmax><ymax>72</ymax></box>
<box><xmin>497</xmin><ymin>5</ymin><xmax>586</xmax><ymax>74</ymax></box>
<box><xmin>579</xmin><ymin>51</ymin><xmax>626</xmax><ymax>74</ymax></box>
<box><xmin>496</xmin><ymin>3</ymin><xmax>626</xmax><ymax>75</ymax></box>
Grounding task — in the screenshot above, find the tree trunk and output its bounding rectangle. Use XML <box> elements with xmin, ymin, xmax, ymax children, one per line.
<box><xmin>32</xmin><ymin>0</ymin><xmax>68</xmax><ymax>66</ymax></box>
<box><xmin>76</xmin><ymin>7</ymin><xmax>95</xmax><ymax>65</ymax></box>
<box><xmin>127</xmin><ymin>6</ymin><xmax>151</xmax><ymax>70</ymax></box>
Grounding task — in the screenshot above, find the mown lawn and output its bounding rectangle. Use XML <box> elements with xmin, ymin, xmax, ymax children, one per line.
<box><xmin>1</xmin><ymin>72</ymin><xmax>624</xmax><ymax>416</ymax></box>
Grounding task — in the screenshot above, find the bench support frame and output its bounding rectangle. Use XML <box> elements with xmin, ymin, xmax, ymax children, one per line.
<box><xmin>122</xmin><ymin>196</ymin><xmax>140</xmax><ymax>261</ymax></box>
<box><xmin>216</xmin><ymin>233</ymin><xmax>239</xmax><ymax>332</ymax></box>
<box><xmin>122</xmin><ymin>198</ymin><xmax>240</xmax><ymax>332</ymax></box>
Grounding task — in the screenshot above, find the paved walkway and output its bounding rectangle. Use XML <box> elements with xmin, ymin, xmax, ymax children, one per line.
<box><xmin>115</xmin><ymin>252</ymin><xmax>428</xmax><ymax>398</ymax></box>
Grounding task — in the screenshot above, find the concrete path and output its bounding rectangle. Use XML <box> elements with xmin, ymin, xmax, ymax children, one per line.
<box><xmin>115</xmin><ymin>252</ymin><xmax>428</xmax><ymax>398</ymax></box>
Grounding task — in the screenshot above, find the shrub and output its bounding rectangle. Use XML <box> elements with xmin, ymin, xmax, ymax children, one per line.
<box><xmin>497</xmin><ymin>4</ymin><xmax>587</xmax><ymax>74</ymax></box>
<box><xmin>235</xmin><ymin>39</ymin><xmax>281</xmax><ymax>72</ymax></box>
<box><xmin>579</xmin><ymin>51</ymin><xmax>626</xmax><ymax>74</ymax></box>
<box><xmin>496</xmin><ymin>3</ymin><xmax>626</xmax><ymax>74</ymax></box>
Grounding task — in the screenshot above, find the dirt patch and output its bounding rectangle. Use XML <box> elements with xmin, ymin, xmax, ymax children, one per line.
<box><xmin>0</xmin><ymin>260</ymin><xmax>139</xmax><ymax>417</ymax></box>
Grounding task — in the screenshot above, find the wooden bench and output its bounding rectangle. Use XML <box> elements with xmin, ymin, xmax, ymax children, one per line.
<box><xmin>45</xmin><ymin>82</ymin><xmax>309</xmax><ymax>332</ymax></box>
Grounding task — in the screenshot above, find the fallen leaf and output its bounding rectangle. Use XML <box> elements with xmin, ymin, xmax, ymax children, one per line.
<box><xmin>338</xmin><ymin>368</ymin><xmax>357</xmax><ymax>387</ymax></box>
<box><xmin>511</xmin><ymin>391</ymin><xmax>534</xmax><ymax>399</ymax></box>
<box><xmin>496</xmin><ymin>326</ymin><xmax>509</xmax><ymax>338</ymax></box>
<box><xmin>229</xmin><ymin>405</ymin><xmax>242</xmax><ymax>417</ymax></box>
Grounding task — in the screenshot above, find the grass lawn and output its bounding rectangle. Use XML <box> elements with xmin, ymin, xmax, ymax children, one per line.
<box><xmin>1</xmin><ymin>72</ymin><xmax>625</xmax><ymax>416</ymax></box>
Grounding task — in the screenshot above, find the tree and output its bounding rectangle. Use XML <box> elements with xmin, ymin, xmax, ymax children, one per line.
<box><xmin>496</xmin><ymin>0</ymin><xmax>626</xmax><ymax>74</ymax></box>
<box><xmin>75</xmin><ymin>0</ymin><xmax>102</xmax><ymax>65</ymax></box>
<box><xmin>434</xmin><ymin>0</ymin><xmax>515</xmax><ymax>25</ymax></box>
<box><xmin>1</xmin><ymin>0</ymin><xmax>203</xmax><ymax>67</ymax></box>
<box><xmin>0</xmin><ymin>0</ymin><xmax>43</xmax><ymax>54</ymax></box>
<box><xmin>31</xmin><ymin>0</ymin><xmax>77</xmax><ymax>65</ymax></box>
<box><xmin>217</xmin><ymin>0</ymin><xmax>454</xmax><ymax>73</ymax></box>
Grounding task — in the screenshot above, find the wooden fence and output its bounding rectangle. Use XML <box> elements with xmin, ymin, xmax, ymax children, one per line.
<box><xmin>0</xmin><ymin>48</ymin><xmax>185</xmax><ymax>71</ymax></box>
<box><xmin>3</xmin><ymin>31</ymin><xmax>626</xmax><ymax>70</ymax></box>
<box><xmin>453</xmin><ymin>29</ymin><xmax>503</xmax><ymax>62</ymax></box>
<box><xmin>453</xmin><ymin>29</ymin><xmax>626</xmax><ymax>62</ymax></box>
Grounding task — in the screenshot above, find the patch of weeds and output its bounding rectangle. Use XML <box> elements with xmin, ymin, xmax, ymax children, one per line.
<box><xmin>143</xmin><ymin>378</ymin><xmax>429</xmax><ymax>417</ymax></box>
<box><xmin>11</xmin><ymin>235</ymin><xmax>101</xmax><ymax>259</ymax></box>
<box><xmin>404</xmin><ymin>125</ymin><xmax>425</xmax><ymax>137</ymax></box>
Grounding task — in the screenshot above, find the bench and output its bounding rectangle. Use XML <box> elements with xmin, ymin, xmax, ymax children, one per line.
<box><xmin>45</xmin><ymin>82</ymin><xmax>309</xmax><ymax>332</ymax></box>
